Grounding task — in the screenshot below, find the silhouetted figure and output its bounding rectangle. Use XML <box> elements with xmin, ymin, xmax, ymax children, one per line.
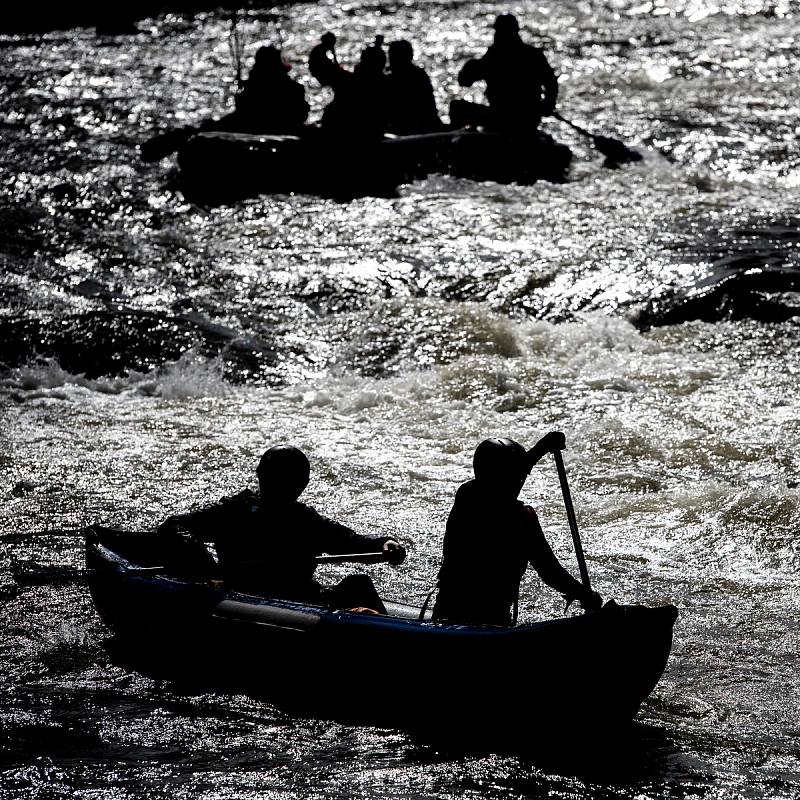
<box><xmin>384</xmin><ymin>40</ymin><xmax>442</xmax><ymax>135</ymax></box>
<box><xmin>225</xmin><ymin>45</ymin><xmax>309</xmax><ymax>134</ymax></box>
<box><xmin>158</xmin><ymin>445</ymin><xmax>405</xmax><ymax>610</ymax></box>
<box><xmin>432</xmin><ymin>434</ymin><xmax>602</xmax><ymax>626</ymax></box>
<box><xmin>141</xmin><ymin>46</ymin><xmax>308</xmax><ymax>162</ymax></box>
<box><xmin>309</xmin><ymin>33</ymin><xmax>388</xmax><ymax>139</ymax></box>
<box><xmin>450</xmin><ymin>13</ymin><xmax>558</xmax><ymax>134</ymax></box>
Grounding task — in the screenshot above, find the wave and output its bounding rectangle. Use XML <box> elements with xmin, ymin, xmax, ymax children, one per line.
<box><xmin>635</xmin><ymin>217</ymin><xmax>800</xmax><ymax>328</ymax></box>
<box><xmin>1</xmin><ymin>350</ymin><xmax>233</xmax><ymax>400</ymax></box>
<box><xmin>0</xmin><ymin>307</ymin><xmax>280</xmax><ymax>385</ymax></box>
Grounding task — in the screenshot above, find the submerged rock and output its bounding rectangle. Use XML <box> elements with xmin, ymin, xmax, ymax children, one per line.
<box><xmin>0</xmin><ymin>308</ymin><xmax>280</xmax><ymax>384</ymax></box>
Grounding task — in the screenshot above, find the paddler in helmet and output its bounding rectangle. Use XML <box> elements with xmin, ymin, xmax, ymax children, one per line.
<box><xmin>432</xmin><ymin>433</ymin><xmax>602</xmax><ymax>626</ymax></box>
<box><xmin>229</xmin><ymin>45</ymin><xmax>310</xmax><ymax>135</ymax></box>
<box><xmin>384</xmin><ymin>39</ymin><xmax>443</xmax><ymax>135</ymax></box>
<box><xmin>158</xmin><ymin>445</ymin><xmax>405</xmax><ymax>611</ymax></box>
<box><xmin>449</xmin><ymin>13</ymin><xmax>558</xmax><ymax>134</ymax></box>
<box><xmin>308</xmin><ymin>32</ymin><xmax>389</xmax><ymax>140</ymax></box>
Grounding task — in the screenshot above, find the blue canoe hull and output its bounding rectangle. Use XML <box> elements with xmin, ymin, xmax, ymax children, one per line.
<box><xmin>85</xmin><ymin>526</ymin><xmax>677</xmax><ymax>734</ymax></box>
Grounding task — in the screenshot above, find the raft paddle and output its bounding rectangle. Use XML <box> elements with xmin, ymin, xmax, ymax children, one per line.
<box><xmin>229</xmin><ymin>9</ymin><xmax>244</xmax><ymax>89</ymax></box>
<box><xmin>553</xmin><ymin>112</ymin><xmax>642</xmax><ymax>168</ymax></box>
<box><xmin>552</xmin><ymin>449</ymin><xmax>592</xmax><ymax>591</ymax></box>
<box><xmin>11</xmin><ymin>551</ymin><xmax>395</xmax><ymax>586</ymax></box>
<box><xmin>315</xmin><ymin>551</ymin><xmax>395</xmax><ymax>565</ymax></box>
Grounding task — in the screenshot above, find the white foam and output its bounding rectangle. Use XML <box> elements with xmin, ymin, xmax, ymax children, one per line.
<box><xmin>2</xmin><ymin>351</ymin><xmax>233</xmax><ymax>401</ymax></box>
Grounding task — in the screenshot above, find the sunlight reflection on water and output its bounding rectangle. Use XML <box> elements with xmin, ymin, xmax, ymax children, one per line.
<box><xmin>1</xmin><ymin>0</ymin><xmax>799</xmax><ymax>797</ymax></box>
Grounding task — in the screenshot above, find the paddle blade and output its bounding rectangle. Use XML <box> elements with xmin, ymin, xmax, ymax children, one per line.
<box><xmin>593</xmin><ymin>135</ymin><xmax>643</xmax><ymax>168</ymax></box>
<box><xmin>140</xmin><ymin>127</ymin><xmax>196</xmax><ymax>163</ymax></box>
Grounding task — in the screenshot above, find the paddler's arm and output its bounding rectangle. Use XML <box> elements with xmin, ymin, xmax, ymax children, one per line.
<box><xmin>157</xmin><ymin>493</ymin><xmax>244</xmax><ymax>543</ymax></box>
<box><xmin>311</xmin><ymin>508</ymin><xmax>406</xmax><ymax>565</ymax></box>
<box><xmin>525</xmin><ymin>430</ymin><xmax>566</xmax><ymax>471</ymax></box>
<box><xmin>524</xmin><ymin>506</ymin><xmax>602</xmax><ymax>612</ymax></box>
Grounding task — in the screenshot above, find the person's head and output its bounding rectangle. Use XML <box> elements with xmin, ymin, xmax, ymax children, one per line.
<box><xmin>492</xmin><ymin>13</ymin><xmax>521</xmax><ymax>44</ymax></box>
<box><xmin>472</xmin><ymin>438</ymin><xmax>529</xmax><ymax>497</ymax></box>
<box><xmin>253</xmin><ymin>45</ymin><xmax>289</xmax><ymax>76</ymax></box>
<box><xmin>388</xmin><ymin>39</ymin><xmax>413</xmax><ymax>70</ymax></box>
<box><xmin>356</xmin><ymin>39</ymin><xmax>386</xmax><ymax>77</ymax></box>
<box><xmin>257</xmin><ymin>445</ymin><xmax>310</xmax><ymax>502</ymax></box>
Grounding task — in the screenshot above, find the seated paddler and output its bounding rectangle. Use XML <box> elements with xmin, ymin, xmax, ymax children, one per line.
<box><xmin>432</xmin><ymin>433</ymin><xmax>602</xmax><ymax>626</ymax></box>
<box><xmin>157</xmin><ymin>445</ymin><xmax>405</xmax><ymax>611</ymax></box>
<box><xmin>225</xmin><ymin>45</ymin><xmax>309</xmax><ymax>135</ymax></box>
<box><xmin>308</xmin><ymin>32</ymin><xmax>389</xmax><ymax>141</ymax></box>
<box><xmin>449</xmin><ymin>13</ymin><xmax>558</xmax><ymax>135</ymax></box>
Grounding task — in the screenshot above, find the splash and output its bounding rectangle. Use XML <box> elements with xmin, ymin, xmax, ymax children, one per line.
<box><xmin>2</xmin><ymin>351</ymin><xmax>233</xmax><ymax>400</ymax></box>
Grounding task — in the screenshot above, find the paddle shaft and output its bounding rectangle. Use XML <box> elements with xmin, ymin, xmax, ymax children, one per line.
<box><xmin>552</xmin><ymin>112</ymin><xmax>642</xmax><ymax>165</ymax></box>
<box><xmin>552</xmin><ymin>112</ymin><xmax>595</xmax><ymax>141</ymax></box>
<box><xmin>13</xmin><ymin>551</ymin><xmax>392</xmax><ymax>585</ymax></box>
<box><xmin>552</xmin><ymin>449</ymin><xmax>592</xmax><ymax>591</ymax></box>
<box><xmin>314</xmin><ymin>551</ymin><xmax>392</xmax><ymax>565</ymax></box>
<box><xmin>229</xmin><ymin>11</ymin><xmax>244</xmax><ymax>88</ymax></box>
<box><xmin>119</xmin><ymin>551</ymin><xmax>393</xmax><ymax>571</ymax></box>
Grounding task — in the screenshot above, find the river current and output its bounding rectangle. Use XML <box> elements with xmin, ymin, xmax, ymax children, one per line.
<box><xmin>1</xmin><ymin>0</ymin><xmax>799</xmax><ymax>797</ymax></box>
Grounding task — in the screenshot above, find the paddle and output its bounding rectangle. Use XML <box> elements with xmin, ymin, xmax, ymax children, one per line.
<box><xmin>140</xmin><ymin>126</ymin><xmax>198</xmax><ymax>162</ymax></box>
<box><xmin>551</xmin><ymin>448</ymin><xmax>592</xmax><ymax>592</ymax></box>
<box><xmin>228</xmin><ymin>9</ymin><xmax>244</xmax><ymax>90</ymax></box>
<box><xmin>9</xmin><ymin>563</ymin><xmax>163</xmax><ymax>586</ymax></box>
<box><xmin>11</xmin><ymin>551</ymin><xmax>396</xmax><ymax>586</ymax></box>
<box><xmin>141</xmin><ymin>10</ymin><xmax>244</xmax><ymax>163</ymax></box>
<box><xmin>552</xmin><ymin>111</ymin><xmax>642</xmax><ymax>168</ymax></box>
<box><xmin>315</xmin><ymin>551</ymin><xmax>395</xmax><ymax>565</ymax></box>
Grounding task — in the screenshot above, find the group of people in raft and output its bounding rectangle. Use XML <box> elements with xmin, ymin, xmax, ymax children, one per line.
<box><xmin>217</xmin><ymin>13</ymin><xmax>558</xmax><ymax>140</ymax></box>
<box><xmin>159</xmin><ymin>433</ymin><xmax>602</xmax><ymax>627</ymax></box>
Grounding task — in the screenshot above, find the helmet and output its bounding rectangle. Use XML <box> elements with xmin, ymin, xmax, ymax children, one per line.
<box><xmin>358</xmin><ymin>44</ymin><xmax>386</xmax><ymax>74</ymax></box>
<box><xmin>254</xmin><ymin>45</ymin><xmax>290</xmax><ymax>73</ymax></box>
<box><xmin>388</xmin><ymin>39</ymin><xmax>414</xmax><ymax>66</ymax></box>
<box><xmin>257</xmin><ymin>445</ymin><xmax>310</xmax><ymax>499</ymax></box>
<box><xmin>472</xmin><ymin>438</ymin><xmax>529</xmax><ymax>484</ymax></box>
<box><xmin>493</xmin><ymin>13</ymin><xmax>520</xmax><ymax>33</ymax></box>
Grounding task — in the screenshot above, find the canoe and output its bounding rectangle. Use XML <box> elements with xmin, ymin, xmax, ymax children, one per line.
<box><xmin>175</xmin><ymin>128</ymin><xmax>573</xmax><ymax>203</ymax></box>
<box><xmin>85</xmin><ymin>525</ymin><xmax>677</xmax><ymax>736</ymax></box>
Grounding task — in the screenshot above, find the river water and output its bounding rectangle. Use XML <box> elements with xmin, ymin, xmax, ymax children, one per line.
<box><xmin>1</xmin><ymin>0</ymin><xmax>799</xmax><ymax>797</ymax></box>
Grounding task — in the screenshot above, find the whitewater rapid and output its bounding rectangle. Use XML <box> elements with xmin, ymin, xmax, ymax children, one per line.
<box><xmin>2</xmin><ymin>0</ymin><xmax>800</xmax><ymax>797</ymax></box>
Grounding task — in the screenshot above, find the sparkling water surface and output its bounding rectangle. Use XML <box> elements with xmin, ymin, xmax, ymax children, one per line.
<box><xmin>1</xmin><ymin>0</ymin><xmax>799</xmax><ymax>797</ymax></box>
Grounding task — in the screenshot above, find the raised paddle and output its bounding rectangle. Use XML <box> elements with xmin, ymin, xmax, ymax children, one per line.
<box><xmin>551</xmin><ymin>448</ymin><xmax>592</xmax><ymax>592</ymax></box>
<box><xmin>228</xmin><ymin>9</ymin><xmax>244</xmax><ymax>90</ymax></box>
<box><xmin>552</xmin><ymin>111</ymin><xmax>642</xmax><ymax>168</ymax></box>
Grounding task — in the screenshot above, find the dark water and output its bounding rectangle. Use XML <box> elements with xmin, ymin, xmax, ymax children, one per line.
<box><xmin>1</xmin><ymin>1</ymin><xmax>799</xmax><ymax>797</ymax></box>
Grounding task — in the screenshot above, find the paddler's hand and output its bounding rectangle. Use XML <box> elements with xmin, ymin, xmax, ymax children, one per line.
<box><xmin>579</xmin><ymin>589</ymin><xmax>603</xmax><ymax>613</ymax></box>
<box><xmin>527</xmin><ymin>430</ymin><xmax>566</xmax><ymax>467</ymax></box>
<box><xmin>540</xmin><ymin>430</ymin><xmax>566</xmax><ymax>452</ymax></box>
<box><xmin>382</xmin><ymin>539</ymin><xmax>406</xmax><ymax>565</ymax></box>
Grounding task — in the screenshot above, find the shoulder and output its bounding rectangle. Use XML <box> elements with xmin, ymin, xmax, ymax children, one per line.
<box><xmin>527</xmin><ymin>44</ymin><xmax>552</xmax><ymax>63</ymax></box>
<box><xmin>450</xmin><ymin>480</ymin><xmax>485</xmax><ymax>514</ymax></box>
<box><xmin>219</xmin><ymin>488</ymin><xmax>259</xmax><ymax>509</ymax></box>
<box><xmin>454</xmin><ymin>480</ymin><xmax>478</xmax><ymax>501</ymax></box>
<box><xmin>292</xmin><ymin>501</ymin><xmax>326</xmax><ymax>522</ymax></box>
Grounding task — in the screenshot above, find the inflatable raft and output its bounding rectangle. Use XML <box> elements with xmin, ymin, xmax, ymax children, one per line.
<box><xmin>175</xmin><ymin>128</ymin><xmax>573</xmax><ymax>203</ymax></box>
<box><xmin>86</xmin><ymin>525</ymin><xmax>677</xmax><ymax>735</ymax></box>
